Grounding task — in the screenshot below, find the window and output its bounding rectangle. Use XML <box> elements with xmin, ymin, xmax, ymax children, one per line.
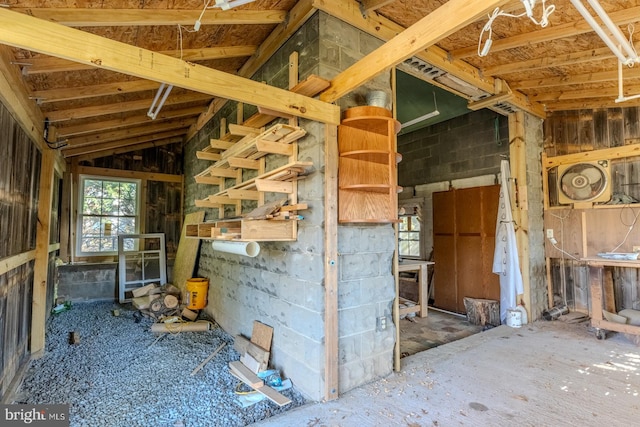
<box><xmin>399</xmin><ymin>214</ymin><xmax>421</xmax><ymax>258</ymax></box>
<box><xmin>77</xmin><ymin>176</ymin><xmax>140</xmax><ymax>255</ymax></box>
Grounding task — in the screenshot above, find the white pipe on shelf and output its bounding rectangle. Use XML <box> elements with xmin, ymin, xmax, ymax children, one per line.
<box><xmin>212</xmin><ymin>240</ymin><xmax>260</xmax><ymax>257</ymax></box>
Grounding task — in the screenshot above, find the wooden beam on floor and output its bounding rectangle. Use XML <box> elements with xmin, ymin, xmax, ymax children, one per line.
<box><xmin>0</xmin><ymin>8</ymin><xmax>340</xmax><ymax>125</ymax></box>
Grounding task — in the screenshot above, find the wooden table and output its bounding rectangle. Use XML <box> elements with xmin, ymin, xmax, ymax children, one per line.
<box><xmin>397</xmin><ymin>260</ymin><xmax>434</xmax><ymax>318</ymax></box>
<box><xmin>583</xmin><ymin>257</ymin><xmax>640</xmax><ymax>339</ymax></box>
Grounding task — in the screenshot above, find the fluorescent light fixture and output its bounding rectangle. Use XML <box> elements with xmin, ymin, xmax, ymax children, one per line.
<box><xmin>213</xmin><ymin>0</ymin><xmax>256</xmax><ymax>10</ymax></box>
<box><xmin>401</xmin><ymin>92</ymin><xmax>440</xmax><ymax>129</ymax></box>
<box><xmin>569</xmin><ymin>0</ymin><xmax>639</xmax><ymax>65</ymax></box>
<box><xmin>147</xmin><ymin>83</ymin><xmax>173</xmax><ymax>120</ymax></box>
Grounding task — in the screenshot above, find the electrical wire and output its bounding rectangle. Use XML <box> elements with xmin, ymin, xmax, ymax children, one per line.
<box><xmin>478</xmin><ymin>1</ymin><xmax>555</xmax><ymax>57</ymax></box>
<box><xmin>608</xmin><ymin>204</ymin><xmax>640</xmax><ymax>252</ymax></box>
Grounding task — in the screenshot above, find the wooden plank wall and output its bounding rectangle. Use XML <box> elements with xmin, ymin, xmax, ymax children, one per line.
<box><xmin>0</xmin><ymin>261</ymin><xmax>34</xmax><ymax>398</ymax></box>
<box><xmin>545</xmin><ymin>106</ymin><xmax>640</xmax><ymax>313</ymax></box>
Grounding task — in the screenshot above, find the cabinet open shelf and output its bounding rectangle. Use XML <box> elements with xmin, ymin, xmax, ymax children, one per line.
<box><xmin>338</xmin><ymin>106</ymin><xmax>401</xmax><ymax>223</ymax></box>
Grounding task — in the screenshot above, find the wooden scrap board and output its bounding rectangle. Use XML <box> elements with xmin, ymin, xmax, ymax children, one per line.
<box><xmin>251</xmin><ymin>321</ymin><xmax>273</xmax><ymax>351</ymax></box>
<box><xmin>173</xmin><ymin>211</ymin><xmax>205</xmax><ymax>291</ymax></box>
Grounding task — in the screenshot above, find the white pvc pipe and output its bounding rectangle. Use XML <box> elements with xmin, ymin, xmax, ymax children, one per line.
<box><xmin>212</xmin><ymin>240</ymin><xmax>260</xmax><ymax>257</ymax></box>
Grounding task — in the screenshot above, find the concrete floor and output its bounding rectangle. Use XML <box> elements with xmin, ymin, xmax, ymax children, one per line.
<box><xmin>253</xmin><ymin>319</ymin><xmax>640</xmax><ymax>426</ymax></box>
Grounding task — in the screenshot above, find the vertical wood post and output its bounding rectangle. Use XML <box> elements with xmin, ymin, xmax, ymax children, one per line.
<box><xmin>324</xmin><ymin>123</ymin><xmax>339</xmax><ymax>401</ymax></box>
<box><xmin>508</xmin><ymin>111</ymin><xmax>531</xmax><ymax>317</ymax></box>
<box><xmin>31</xmin><ymin>148</ymin><xmax>56</xmax><ymax>355</ymax></box>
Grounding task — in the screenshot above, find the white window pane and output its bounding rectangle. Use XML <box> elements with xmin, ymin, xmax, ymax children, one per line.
<box><xmin>399</xmin><ymin>217</ymin><xmax>409</xmax><ymax>231</ymax></box>
<box><xmin>411</xmin><ymin>216</ymin><xmax>420</xmax><ymax>231</ymax></box>
<box><xmin>409</xmin><ymin>241</ymin><xmax>420</xmax><ymax>256</ymax></box>
<box><xmin>82</xmin><ymin>216</ymin><xmax>101</xmax><ymax>236</ymax></box>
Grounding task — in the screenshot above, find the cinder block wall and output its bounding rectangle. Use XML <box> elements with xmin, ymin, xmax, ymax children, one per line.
<box><xmin>398</xmin><ymin>109</ymin><xmax>509</xmax><ymax>187</ymax></box>
<box><xmin>183</xmin><ymin>12</ymin><xmax>397</xmax><ymax>400</ymax></box>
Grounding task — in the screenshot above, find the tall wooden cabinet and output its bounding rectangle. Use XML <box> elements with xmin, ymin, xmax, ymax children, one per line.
<box><xmin>432</xmin><ymin>185</ymin><xmax>500</xmax><ymax>313</ymax></box>
<box><xmin>338</xmin><ymin>106</ymin><xmax>401</xmax><ymax>223</ymax></box>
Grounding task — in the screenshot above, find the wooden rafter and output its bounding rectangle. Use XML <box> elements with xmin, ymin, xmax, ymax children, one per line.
<box><xmin>0</xmin><ymin>8</ymin><xmax>340</xmax><ymax>125</ymax></box>
<box><xmin>62</xmin><ymin>129</ymin><xmax>188</xmax><ymax>157</ymax></box>
<box><xmin>45</xmin><ymin>93</ymin><xmax>212</xmax><ymax>122</ymax></box>
<box><xmin>358</xmin><ymin>0</ymin><xmax>396</xmax><ymax>14</ymax></box>
<box><xmin>74</xmin><ymin>137</ymin><xmax>184</xmax><ymax>162</ymax></box>
<box><xmin>451</xmin><ymin>6</ymin><xmax>640</xmax><ymax>59</ymax></box>
<box><xmin>33</xmin><ymin>80</ymin><xmax>160</xmax><ymax>103</ymax></box>
<box><xmin>10</xmin><ymin>8</ymin><xmax>286</xmax><ymax>26</ymax></box>
<box><xmin>22</xmin><ymin>45</ymin><xmax>258</xmax><ymax>75</ymax></box>
<box><xmin>511</xmin><ymin>68</ymin><xmax>640</xmax><ymax>91</ymax></box>
<box><xmin>319</xmin><ymin>0</ymin><xmax>511</xmax><ymax>102</ymax></box>
<box><xmin>530</xmin><ymin>84</ymin><xmax>640</xmax><ymax>102</ymax></box>
<box><xmin>56</xmin><ymin>106</ymin><xmax>205</xmax><ymax>137</ymax></box>
<box><xmin>543</xmin><ymin>97</ymin><xmax>640</xmax><ymax>111</ymax></box>
<box><xmin>64</xmin><ymin>119</ymin><xmax>193</xmax><ymax>147</ymax></box>
<box><xmin>482</xmin><ymin>47</ymin><xmax>614</xmax><ymax>76</ymax></box>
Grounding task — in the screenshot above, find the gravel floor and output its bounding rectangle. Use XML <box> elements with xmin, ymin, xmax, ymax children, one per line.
<box><xmin>13</xmin><ymin>301</ymin><xmax>307</xmax><ymax>427</ymax></box>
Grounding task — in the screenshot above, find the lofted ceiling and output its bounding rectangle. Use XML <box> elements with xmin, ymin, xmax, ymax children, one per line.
<box><xmin>0</xmin><ymin>0</ymin><xmax>639</xmax><ymax>160</ymax></box>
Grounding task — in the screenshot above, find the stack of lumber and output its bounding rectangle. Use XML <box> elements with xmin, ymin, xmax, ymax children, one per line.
<box><xmin>229</xmin><ymin>321</ymin><xmax>291</xmax><ymax>407</ymax></box>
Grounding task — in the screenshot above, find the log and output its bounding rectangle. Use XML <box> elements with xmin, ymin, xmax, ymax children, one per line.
<box><xmin>463</xmin><ymin>297</ymin><xmax>500</xmax><ymax>327</ymax></box>
<box><xmin>164</xmin><ymin>294</ymin><xmax>179</xmax><ymax>309</ymax></box>
<box><xmin>181</xmin><ymin>307</ymin><xmax>198</xmax><ymax>321</ymax></box>
<box><xmin>132</xmin><ymin>283</ymin><xmax>157</xmax><ymax>297</ymax></box>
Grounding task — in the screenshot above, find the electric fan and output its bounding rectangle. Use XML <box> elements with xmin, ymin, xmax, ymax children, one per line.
<box><xmin>557</xmin><ymin>160</ymin><xmax>611</xmax><ymax>205</ymax></box>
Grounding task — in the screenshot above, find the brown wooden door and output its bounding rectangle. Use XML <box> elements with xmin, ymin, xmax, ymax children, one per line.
<box><xmin>432</xmin><ymin>185</ymin><xmax>501</xmax><ymax>314</ymax></box>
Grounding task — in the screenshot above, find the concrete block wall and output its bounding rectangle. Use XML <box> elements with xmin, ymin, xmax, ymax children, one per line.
<box><xmin>57</xmin><ymin>263</ymin><xmax>117</xmax><ymax>302</ymax></box>
<box><xmin>183</xmin><ymin>11</ymin><xmax>399</xmax><ymax>400</ymax></box>
<box><xmin>398</xmin><ymin>109</ymin><xmax>509</xmax><ymax>187</ymax></box>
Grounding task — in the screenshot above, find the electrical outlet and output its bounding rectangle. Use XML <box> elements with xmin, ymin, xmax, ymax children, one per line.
<box><xmin>546</xmin><ymin>229</ymin><xmax>554</xmax><ymax>239</ymax></box>
<box><xmin>377</xmin><ymin>316</ymin><xmax>387</xmax><ymax>331</ymax></box>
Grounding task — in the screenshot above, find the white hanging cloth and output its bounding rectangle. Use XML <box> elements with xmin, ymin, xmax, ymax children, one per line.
<box><xmin>492</xmin><ymin>159</ymin><xmax>524</xmax><ymax>324</ymax></box>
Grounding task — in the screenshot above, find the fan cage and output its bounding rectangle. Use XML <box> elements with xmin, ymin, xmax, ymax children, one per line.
<box><xmin>557</xmin><ymin>160</ymin><xmax>611</xmax><ymax>205</ymax></box>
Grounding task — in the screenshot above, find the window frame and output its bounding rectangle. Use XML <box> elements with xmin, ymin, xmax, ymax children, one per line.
<box><xmin>76</xmin><ymin>175</ymin><xmax>141</xmax><ymax>257</ymax></box>
<box><xmin>398</xmin><ymin>213</ymin><xmax>422</xmax><ymax>259</ymax></box>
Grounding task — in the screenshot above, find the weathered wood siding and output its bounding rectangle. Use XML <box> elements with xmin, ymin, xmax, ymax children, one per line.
<box><xmin>545</xmin><ymin>106</ymin><xmax>640</xmax><ymax>313</ymax></box>
<box><xmin>0</xmin><ymin>101</ymin><xmax>42</xmax><ymax>400</ymax></box>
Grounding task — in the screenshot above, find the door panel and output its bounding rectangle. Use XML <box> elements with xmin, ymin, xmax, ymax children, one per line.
<box><xmin>433</xmin><ymin>235</ymin><xmax>457</xmax><ymax>312</ymax></box>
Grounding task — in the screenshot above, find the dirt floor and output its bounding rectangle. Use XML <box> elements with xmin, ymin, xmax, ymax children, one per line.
<box><xmin>253</xmin><ymin>319</ymin><xmax>640</xmax><ymax>426</ymax></box>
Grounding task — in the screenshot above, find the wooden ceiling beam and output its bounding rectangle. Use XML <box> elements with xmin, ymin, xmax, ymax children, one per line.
<box><xmin>10</xmin><ymin>8</ymin><xmax>286</xmax><ymax>26</ymax></box>
<box><xmin>22</xmin><ymin>45</ymin><xmax>257</xmax><ymax>75</ymax></box>
<box><xmin>0</xmin><ymin>45</ymin><xmax>45</xmax><ymax>148</ymax></box>
<box><xmin>56</xmin><ymin>106</ymin><xmax>205</xmax><ymax>137</ymax></box>
<box><xmin>312</xmin><ymin>0</ymin><xmax>543</xmax><ymax>118</ymax></box>
<box><xmin>45</xmin><ymin>93</ymin><xmax>212</xmax><ymax>122</ymax></box>
<box><xmin>74</xmin><ymin>137</ymin><xmax>184</xmax><ymax>162</ymax></box>
<box><xmin>33</xmin><ymin>80</ymin><xmax>160</xmax><ymax>103</ymax></box>
<box><xmin>530</xmin><ymin>84</ymin><xmax>640</xmax><ymax>102</ymax></box>
<box><xmin>64</xmin><ymin>119</ymin><xmax>193</xmax><ymax>147</ymax></box>
<box><xmin>452</xmin><ymin>6</ymin><xmax>640</xmax><ymax>59</ymax></box>
<box><xmin>62</xmin><ymin>129</ymin><xmax>187</xmax><ymax>157</ymax></box>
<box><xmin>186</xmin><ymin>0</ymin><xmax>318</xmax><ymax>140</ymax></box>
<box><xmin>511</xmin><ymin>68</ymin><xmax>640</xmax><ymax>90</ymax></box>
<box><xmin>319</xmin><ymin>0</ymin><xmax>511</xmax><ymax>103</ymax></box>
<box><xmin>544</xmin><ymin>97</ymin><xmax>640</xmax><ymax>111</ymax></box>
<box><xmin>359</xmin><ymin>0</ymin><xmax>395</xmax><ymax>15</ymax></box>
<box><xmin>0</xmin><ymin>9</ymin><xmax>339</xmax><ymax>124</ymax></box>
<box><xmin>482</xmin><ymin>47</ymin><xmax>614</xmax><ymax>76</ymax></box>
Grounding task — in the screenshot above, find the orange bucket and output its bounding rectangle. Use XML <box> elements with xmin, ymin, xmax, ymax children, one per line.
<box><xmin>185</xmin><ymin>278</ymin><xmax>209</xmax><ymax>310</ymax></box>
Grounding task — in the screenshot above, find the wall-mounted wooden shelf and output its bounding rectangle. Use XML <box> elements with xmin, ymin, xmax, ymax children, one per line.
<box><xmin>338</xmin><ymin>106</ymin><xmax>401</xmax><ymax>223</ymax></box>
<box><xmin>186</xmin><ymin>218</ymin><xmax>298</xmax><ymax>242</ymax></box>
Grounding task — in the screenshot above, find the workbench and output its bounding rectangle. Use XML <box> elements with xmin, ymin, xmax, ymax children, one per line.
<box><xmin>583</xmin><ymin>257</ymin><xmax>640</xmax><ymax>339</ymax></box>
<box><xmin>397</xmin><ymin>260</ymin><xmax>434</xmax><ymax>318</ymax></box>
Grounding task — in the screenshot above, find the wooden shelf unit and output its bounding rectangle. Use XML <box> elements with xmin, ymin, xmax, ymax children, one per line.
<box><xmin>338</xmin><ymin>106</ymin><xmax>401</xmax><ymax>223</ymax></box>
<box><xmin>186</xmin><ymin>218</ymin><xmax>297</xmax><ymax>242</ymax></box>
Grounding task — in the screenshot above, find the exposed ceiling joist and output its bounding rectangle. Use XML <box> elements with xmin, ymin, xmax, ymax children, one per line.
<box><xmin>358</xmin><ymin>0</ymin><xmax>395</xmax><ymax>15</ymax></box>
<box><xmin>9</xmin><ymin>8</ymin><xmax>286</xmax><ymax>26</ymax></box>
<box><xmin>56</xmin><ymin>106</ymin><xmax>205</xmax><ymax>138</ymax></box>
<box><xmin>511</xmin><ymin>68</ymin><xmax>640</xmax><ymax>90</ymax></box>
<box><xmin>22</xmin><ymin>45</ymin><xmax>258</xmax><ymax>75</ymax></box>
<box><xmin>65</xmin><ymin>119</ymin><xmax>193</xmax><ymax>147</ymax></box>
<box><xmin>482</xmin><ymin>47</ymin><xmax>613</xmax><ymax>76</ymax></box>
<box><xmin>62</xmin><ymin>129</ymin><xmax>188</xmax><ymax>157</ymax></box>
<box><xmin>451</xmin><ymin>6</ymin><xmax>640</xmax><ymax>59</ymax></box>
<box><xmin>0</xmin><ymin>8</ymin><xmax>339</xmax><ymax>125</ymax></box>
<box><xmin>543</xmin><ymin>97</ymin><xmax>640</xmax><ymax>111</ymax></box>
<box><xmin>319</xmin><ymin>0</ymin><xmax>511</xmax><ymax>102</ymax></box>
<box><xmin>75</xmin><ymin>137</ymin><xmax>184</xmax><ymax>162</ymax></box>
<box><xmin>530</xmin><ymin>85</ymin><xmax>640</xmax><ymax>102</ymax></box>
<box><xmin>45</xmin><ymin>93</ymin><xmax>212</xmax><ymax>122</ymax></box>
<box><xmin>186</xmin><ymin>0</ymin><xmax>318</xmax><ymax>140</ymax></box>
<box><xmin>33</xmin><ymin>80</ymin><xmax>161</xmax><ymax>103</ymax></box>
